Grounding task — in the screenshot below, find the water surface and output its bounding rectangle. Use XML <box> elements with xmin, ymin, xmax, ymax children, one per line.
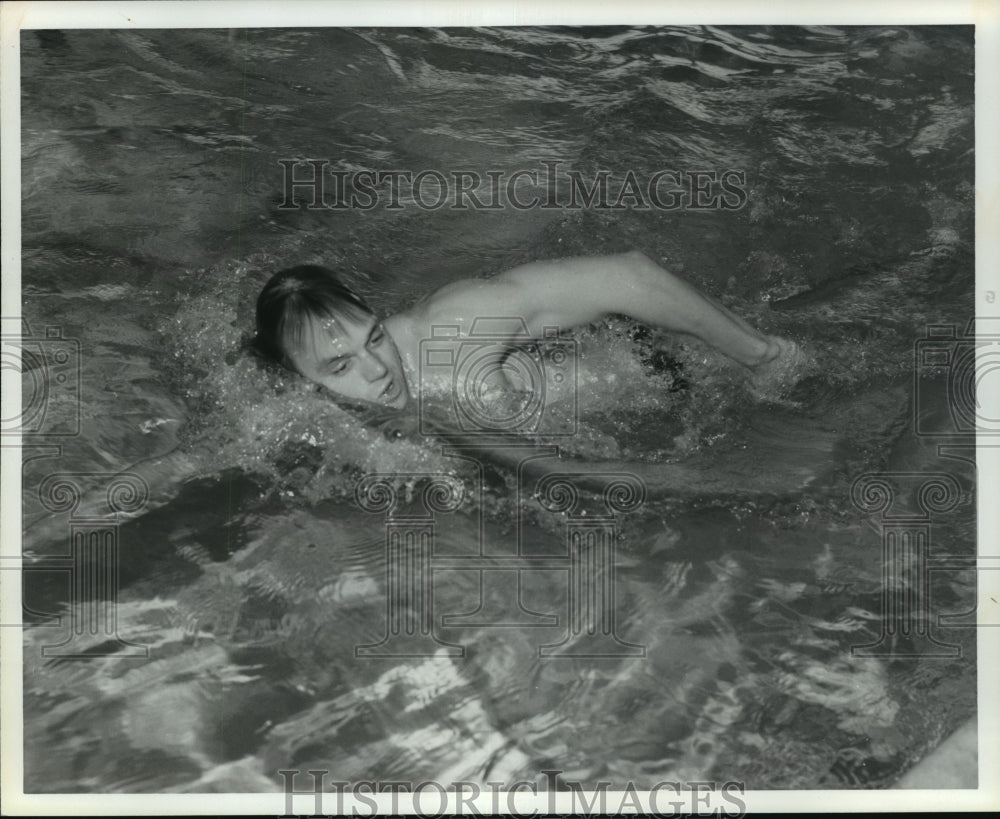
<box><xmin>20</xmin><ymin>25</ymin><xmax>976</xmax><ymax>792</ymax></box>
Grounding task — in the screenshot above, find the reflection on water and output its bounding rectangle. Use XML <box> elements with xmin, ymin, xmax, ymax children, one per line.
<box><xmin>20</xmin><ymin>25</ymin><xmax>975</xmax><ymax>791</ymax></box>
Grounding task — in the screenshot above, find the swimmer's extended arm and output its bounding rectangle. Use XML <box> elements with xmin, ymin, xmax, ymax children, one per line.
<box><xmin>427</xmin><ymin>251</ymin><xmax>773</xmax><ymax>367</ymax></box>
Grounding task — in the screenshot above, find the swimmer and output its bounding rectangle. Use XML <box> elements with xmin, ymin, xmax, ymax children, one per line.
<box><xmin>252</xmin><ymin>251</ymin><xmax>805</xmax><ymax>409</ymax></box>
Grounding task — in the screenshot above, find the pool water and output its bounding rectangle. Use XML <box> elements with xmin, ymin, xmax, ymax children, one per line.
<box><xmin>19</xmin><ymin>25</ymin><xmax>976</xmax><ymax>792</ymax></box>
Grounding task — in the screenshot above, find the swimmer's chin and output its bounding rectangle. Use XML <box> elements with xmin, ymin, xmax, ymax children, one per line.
<box><xmin>386</xmin><ymin>390</ymin><xmax>410</xmax><ymax>410</ymax></box>
<box><xmin>375</xmin><ymin>376</ymin><xmax>410</xmax><ymax>409</ymax></box>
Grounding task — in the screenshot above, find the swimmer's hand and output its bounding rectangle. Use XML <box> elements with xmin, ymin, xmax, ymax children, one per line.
<box><xmin>746</xmin><ymin>335</ymin><xmax>811</xmax><ymax>399</ymax></box>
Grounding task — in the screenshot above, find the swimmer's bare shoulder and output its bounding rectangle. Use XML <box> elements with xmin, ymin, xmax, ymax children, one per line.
<box><xmin>384</xmin><ymin>270</ymin><xmax>534</xmax><ymax>361</ymax></box>
<box><xmin>385</xmin><ymin>252</ymin><xmax>808</xmax><ymax>386</ymax></box>
<box><xmin>388</xmin><ymin>254</ymin><xmax>623</xmax><ymax>342</ymax></box>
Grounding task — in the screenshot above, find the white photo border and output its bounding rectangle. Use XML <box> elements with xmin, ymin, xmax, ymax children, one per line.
<box><xmin>1</xmin><ymin>0</ymin><xmax>997</xmax><ymax>814</ymax></box>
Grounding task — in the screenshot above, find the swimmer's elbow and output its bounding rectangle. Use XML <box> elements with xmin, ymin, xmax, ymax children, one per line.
<box><xmin>617</xmin><ymin>249</ymin><xmax>657</xmax><ymax>275</ymax></box>
<box><xmin>621</xmin><ymin>249</ymin><xmax>652</xmax><ymax>264</ymax></box>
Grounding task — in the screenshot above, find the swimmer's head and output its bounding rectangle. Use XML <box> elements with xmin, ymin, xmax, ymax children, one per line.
<box><xmin>253</xmin><ymin>265</ymin><xmax>409</xmax><ymax>409</ymax></box>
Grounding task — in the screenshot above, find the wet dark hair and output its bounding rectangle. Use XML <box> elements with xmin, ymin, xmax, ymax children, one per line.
<box><xmin>252</xmin><ymin>265</ymin><xmax>373</xmax><ymax>370</ymax></box>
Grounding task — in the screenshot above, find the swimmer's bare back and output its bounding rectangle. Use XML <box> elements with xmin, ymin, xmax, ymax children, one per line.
<box><xmin>387</xmin><ymin>251</ymin><xmax>808</xmax><ymax>403</ymax></box>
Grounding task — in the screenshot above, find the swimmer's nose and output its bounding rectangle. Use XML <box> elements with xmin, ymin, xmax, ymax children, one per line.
<box><xmin>360</xmin><ymin>352</ymin><xmax>388</xmax><ymax>381</ymax></box>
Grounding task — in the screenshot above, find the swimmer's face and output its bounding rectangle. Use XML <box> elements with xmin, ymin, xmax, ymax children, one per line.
<box><xmin>287</xmin><ymin>313</ymin><xmax>409</xmax><ymax>409</ymax></box>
